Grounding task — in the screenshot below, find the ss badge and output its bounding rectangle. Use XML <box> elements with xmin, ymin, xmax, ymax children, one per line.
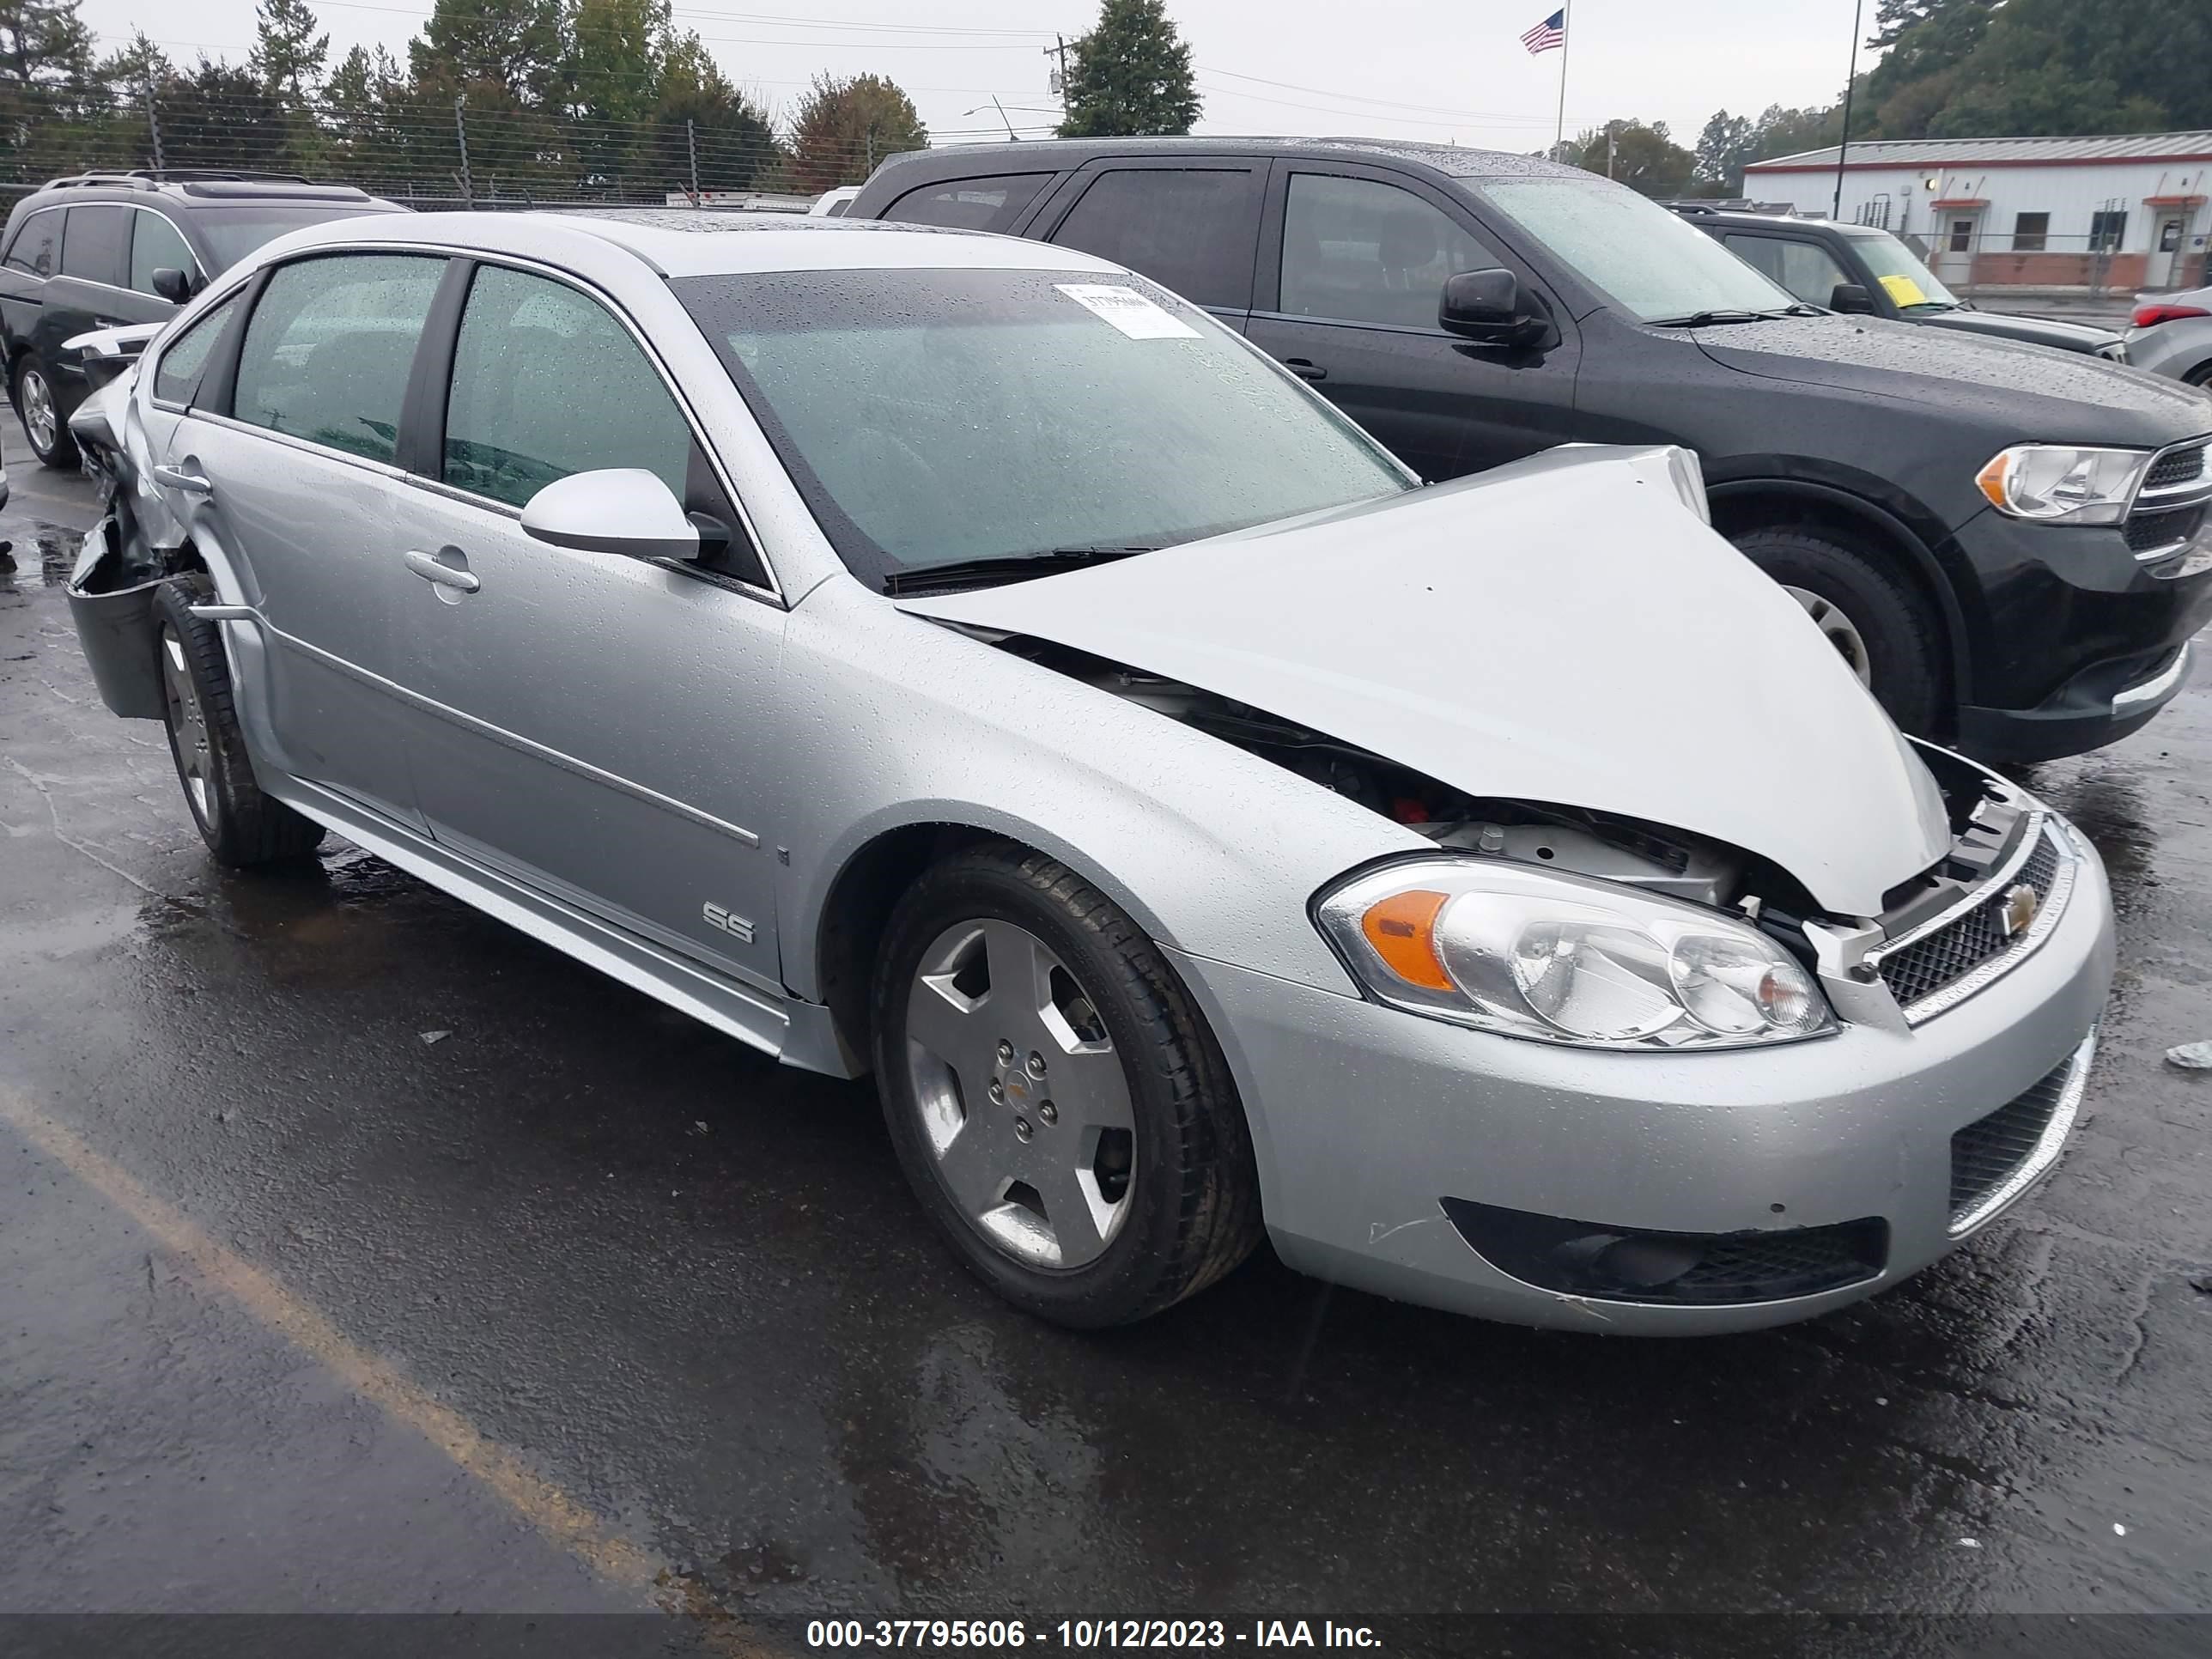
<box><xmin>702</xmin><ymin>902</ymin><xmax>755</xmax><ymax>945</ymax></box>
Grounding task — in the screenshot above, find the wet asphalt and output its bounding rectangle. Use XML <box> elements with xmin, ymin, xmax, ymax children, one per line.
<box><xmin>1</xmin><ymin>430</ymin><xmax>2208</xmax><ymax>1646</ymax></box>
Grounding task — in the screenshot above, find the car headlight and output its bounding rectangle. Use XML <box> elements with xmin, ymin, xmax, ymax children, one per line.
<box><xmin>1975</xmin><ymin>444</ymin><xmax>2152</xmax><ymax>525</ymax></box>
<box><xmin>1315</xmin><ymin>860</ymin><xmax>1835</xmax><ymax>1050</ymax></box>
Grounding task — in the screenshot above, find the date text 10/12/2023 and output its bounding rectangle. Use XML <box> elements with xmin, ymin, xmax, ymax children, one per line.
<box><xmin>805</xmin><ymin>1620</ymin><xmax>1385</xmax><ymax>1649</ymax></box>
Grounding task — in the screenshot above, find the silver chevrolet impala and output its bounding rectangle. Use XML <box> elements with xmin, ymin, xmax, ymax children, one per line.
<box><xmin>65</xmin><ymin>211</ymin><xmax>2114</xmax><ymax>1334</ymax></box>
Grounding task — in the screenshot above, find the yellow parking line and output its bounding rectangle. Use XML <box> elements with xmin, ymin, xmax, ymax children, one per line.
<box><xmin>0</xmin><ymin>1083</ymin><xmax>687</xmax><ymax>1607</ymax></box>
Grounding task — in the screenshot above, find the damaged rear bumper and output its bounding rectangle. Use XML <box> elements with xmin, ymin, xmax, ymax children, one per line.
<box><xmin>1163</xmin><ymin>834</ymin><xmax>2113</xmax><ymax>1334</ymax></box>
<box><xmin>65</xmin><ymin>518</ymin><xmax>169</xmax><ymax>720</ymax></box>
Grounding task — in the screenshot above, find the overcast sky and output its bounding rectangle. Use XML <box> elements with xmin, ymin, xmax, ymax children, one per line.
<box><xmin>83</xmin><ymin>0</ymin><xmax>1875</xmax><ymax>155</ymax></box>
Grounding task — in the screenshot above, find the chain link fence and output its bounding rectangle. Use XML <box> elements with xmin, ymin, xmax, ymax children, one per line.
<box><xmin>0</xmin><ymin>82</ymin><xmax>933</xmax><ymax>213</ymax></box>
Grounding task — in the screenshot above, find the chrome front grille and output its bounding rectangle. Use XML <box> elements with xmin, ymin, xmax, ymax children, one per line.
<box><xmin>2129</xmin><ymin>439</ymin><xmax>2212</xmax><ymax>561</ymax></box>
<box><xmin>1869</xmin><ymin>818</ymin><xmax>2076</xmax><ymax>1024</ymax></box>
<box><xmin>1949</xmin><ymin>1030</ymin><xmax>2095</xmax><ymax>1235</ymax></box>
<box><xmin>2143</xmin><ymin>443</ymin><xmax>2205</xmax><ymax>493</ymax></box>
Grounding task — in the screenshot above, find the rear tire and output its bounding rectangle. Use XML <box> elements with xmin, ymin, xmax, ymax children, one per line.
<box><xmin>152</xmin><ymin>576</ymin><xmax>325</xmax><ymax>867</ymax></box>
<box><xmin>871</xmin><ymin>843</ymin><xmax>1263</xmax><ymax>1328</ymax></box>
<box><xmin>2185</xmin><ymin>361</ymin><xmax>2212</xmax><ymax>389</ymax></box>
<box><xmin>14</xmin><ymin>354</ymin><xmax>77</xmax><ymax>469</ymax></box>
<box><xmin>1731</xmin><ymin>522</ymin><xmax>1943</xmax><ymax>736</ymax></box>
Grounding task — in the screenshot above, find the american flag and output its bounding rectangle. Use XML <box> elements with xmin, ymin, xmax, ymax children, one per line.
<box><xmin>1521</xmin><ymin>9</ymin><xmax>1565</xmax><ymax>53</ymax></box>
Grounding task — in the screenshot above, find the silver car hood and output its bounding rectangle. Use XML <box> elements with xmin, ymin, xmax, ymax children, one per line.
<box><xmin>900</xmin><ymin>446</ymin><xmax>1951</xmax><ymax>918</ymax></box>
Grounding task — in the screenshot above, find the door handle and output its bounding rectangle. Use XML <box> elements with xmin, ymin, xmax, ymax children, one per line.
<box><xmin>1284</xmin><ymin>358</ymin><xmax>1328</xmax><ymax>381</ymax></box>
<box><xmin>404</xmin><ymin>549</ymin><xmax>481</xmax><ymax>593</ymax></box>
<box><xmin>151</xmin><ymin>464</ymin><xmax>214</xmax><ymax>497</ymax></box>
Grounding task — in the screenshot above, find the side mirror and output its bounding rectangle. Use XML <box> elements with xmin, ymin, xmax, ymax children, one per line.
<box><xmin>521</xmin><ymin>469</ymin><xmax>701</xmax><ymax>561</ymax></box>
<box><xmin>1439</xmin><ymin>268</ymin><xmax>1550</xmax><ymax>347</ymax></box>
<box><xmin>150</xmin><ymin>267</ymin><xmax>195</xmax><ymax>305</ymax></box>
<box><xmin>1829</xmin><ymin>282</ymin><xmax>1879</xmax><ymax>315</ymax></box>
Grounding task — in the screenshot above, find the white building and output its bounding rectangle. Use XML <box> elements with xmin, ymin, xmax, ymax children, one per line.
<box><xmin>1743</xmin><ymin>132</ymin><xmax>2211</xmax><ymax>292</ymax></box>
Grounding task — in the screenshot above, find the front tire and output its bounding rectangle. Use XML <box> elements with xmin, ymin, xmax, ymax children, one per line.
<box><xmin>871</xmin><ymin>844</ymin><xmax>1263</xmax><ymax>1328</ymax></box>
<box><xmin>14</xmin><ymin>354</ymin><xmax>76</xmax><ymax>469</ymax></box>
<box><xmin>153</xmin><ymin>577</ymin><xmax>325</xmax><ymax>867</ymax></box>
<box><xmin>1731</xmin><ymin>522</ymin><xmax>1943</xmax><ymax>735</ymax></box>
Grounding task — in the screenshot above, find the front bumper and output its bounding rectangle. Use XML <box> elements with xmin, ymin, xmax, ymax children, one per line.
<box><xmin>1950</xmin><ymin>507</ymin><xmax>2212</xmax><ymax>762</ymax></box>
<box><xmin>1166</xmin><ymin>830</ymin><xmax>2114</xmax><ymax>1335</ymax></box>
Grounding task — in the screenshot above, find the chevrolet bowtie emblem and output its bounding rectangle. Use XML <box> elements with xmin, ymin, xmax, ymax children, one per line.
<box><xmin>1999</xmin><ymin>883</ymin><xmax>2040</xmax><ymax>939</ymax></box>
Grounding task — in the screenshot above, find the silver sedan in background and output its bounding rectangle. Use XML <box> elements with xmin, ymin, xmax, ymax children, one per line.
<box><xmin>2128</xmin><ymin>288</ymin><xmax>2212</xmax><ymax>386</ymax></box>
<box><xmin>66</xmin><ymin>212</ymin><xmax>2112</xmax><ymax>1334</ymax></box>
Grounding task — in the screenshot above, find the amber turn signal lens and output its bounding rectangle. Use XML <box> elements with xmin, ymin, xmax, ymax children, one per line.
<box><xmin>1359</xmin><ymin>889</ymin><xmax>1455</xmax><ymax>993</ymax></box>
<box><xmin>1975</xmin><ymin>452</ymin><xmax>2011</xmax><ymax>510</ymax></box>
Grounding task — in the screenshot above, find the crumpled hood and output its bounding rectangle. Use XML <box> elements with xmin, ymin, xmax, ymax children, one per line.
<box><xmin>900</xmin><ymin>446</ymin><xmax>1951</xmax><ymax>917</ymax></box>
<box><xmin>1691</xmin><ymin>313</ymin><xmax>2207</xmax><ymax>447</ymax></box>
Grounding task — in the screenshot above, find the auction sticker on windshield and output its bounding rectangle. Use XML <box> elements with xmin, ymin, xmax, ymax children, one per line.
<box><xmin>1877</xmin><ymin>273</ymin><xmax>1929</xmax><ymax>307</ymax></box>
<box><xmin>1054</xmin><ymin>283</ymin><xmax>1200</xmax><ymax>339</ymax></box>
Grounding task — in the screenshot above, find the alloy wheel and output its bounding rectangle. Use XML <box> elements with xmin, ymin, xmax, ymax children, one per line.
<box><xmin>21</xmin><ymin>367</ymin><xmax>55</xmax><ymax>454</ymax></box>
<box><xmin>1784</xmin><ymin>585</ymin><xmax>1874</xmax><ymax>687</ymax></box>
<box><xmin>160</xmin><ymin>626</ymin><xmax>217</xmax><ymax>832</ymax></box>
<box><xmin>902</xmin><ymin>918</ymin><xmax>1136</xmax><ymax>1270</ymax></box>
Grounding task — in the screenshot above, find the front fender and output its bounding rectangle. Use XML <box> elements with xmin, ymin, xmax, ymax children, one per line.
<box><xmin>774</xmin><ymin>580</ymin><xmax>1414</xmax><ymax>1006</ymax></box>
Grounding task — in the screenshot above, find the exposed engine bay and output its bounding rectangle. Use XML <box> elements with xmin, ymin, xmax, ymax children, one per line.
<box><xmin>1003</xmin><ymin>635</ymin><xmax>2014</xmax><ymax>963</ymax></box>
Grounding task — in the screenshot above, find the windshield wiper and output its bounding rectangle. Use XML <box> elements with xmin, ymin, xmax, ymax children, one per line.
<box><xmin>884</xmin><ymin>545</ymin><xmax>1159</xmax><ymax>594</ymax></box>
<box><xmin>1651</xmin><ymin>307</ymin><xmax>1802</xmax><ymax>328</ymax></box>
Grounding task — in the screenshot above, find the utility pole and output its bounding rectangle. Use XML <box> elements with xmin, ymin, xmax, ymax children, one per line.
<box><xmin>454</xmin><ymin>94</ymin><xmax>474</xmax><ymax>208</ymax></box>
<box><xmin>686</xmin><ymin>117</ymin><xmax>700</xmax><ymax>204</ymax></box>
<box><xmin>1045</xmin><ymin>35</ymin><xmax>1070</xmax><ymax>125</ymax></box>
<box><xmin>1832</xmin><ymin>0</ymin><xmax>1865</xmax><ymax>220</ymax></box>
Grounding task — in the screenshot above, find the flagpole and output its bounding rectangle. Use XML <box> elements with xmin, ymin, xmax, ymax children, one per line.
<box><xmin>1553</xmin><ymin>1</ymin><xmax>1573</xmax><ymax>159</ymax></box>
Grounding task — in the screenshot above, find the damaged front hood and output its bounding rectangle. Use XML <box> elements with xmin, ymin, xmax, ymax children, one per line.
<box><xmin>900</xmin><ymin>446</ymin><xmax>1950</xmax><ymax>918</ymax></box>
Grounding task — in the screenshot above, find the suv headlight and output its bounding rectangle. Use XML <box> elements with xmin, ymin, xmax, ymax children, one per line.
<box><xmin>1976</xmin><ymin>444</ymin><xmax>2152</xmax><ymax>525</ymax></box>
<box><xmin>1316</xmin><ymin>860</ymin><xmax>1835</xmax><ymax>1051</ymax></box>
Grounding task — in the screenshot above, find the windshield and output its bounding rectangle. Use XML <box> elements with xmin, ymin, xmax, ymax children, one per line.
<box><xmin>1843</xmin><ymin>228</ymin><xmax>1960</xmax><ymax>309</ymax></box>
<box><xmin>1473</xmin><ymin>176</ymin><xmax>1800</xmax><ymax>323</ymax></box>
<box><xmin>675</xmin><ymin>267</ymin><xmax>1413</xmax><ymax>586</ymax></box>
<box><xmin>193</xmin><ymin>204</ymin><xmax>404</xmax><ymax>273</ymax></box>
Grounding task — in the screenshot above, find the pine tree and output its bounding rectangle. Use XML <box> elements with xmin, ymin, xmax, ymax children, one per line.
<box><xmin>410</xmin><ymin>0</ymin><xmax>564</xmax><ymax>106</ymax></box>
<box><xmin>1057</xmin><ymin>0</ymin><xmax>1198</xmax><ymax>139</ymax></box>
<box><xmin>562</xmin><ymin>0</ymin><xmax>666</xmax><ymax>183</ymax></box>
<box><xmin>650</xmin><ymin>33</ymin><xmax>779</xmax><ymax>192</ymax></box>
<box><xmin>249</xmin><ymin>0</ymin><xmax>328</xmax><ymax>104</ymax></box>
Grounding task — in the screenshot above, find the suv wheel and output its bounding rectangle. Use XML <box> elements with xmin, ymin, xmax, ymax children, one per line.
<box><xmin>153</xmin><ymin>577</ymin><xmax>325</xmax><ymax>866</ymax></box>
<box><xmin>1731</xmin><ymin>523</ymin><xmax>1942</xmax><ymax>735</ymax></box>
<box><xmin>14</xmin><ymin>354</ymin><xmax>77</xmax><ymax>469</ymax></box>
<box><xmin>871</xmin><ymin>843</ymin><xmax>1263</xmax><ymax>1328</ymax></box>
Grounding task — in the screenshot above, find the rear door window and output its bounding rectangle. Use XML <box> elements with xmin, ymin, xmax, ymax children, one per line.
<box><xmin>152</xmin><ymin>292</ymin><xmax>243</xmax><ymax>405</ymax></box>
<box><xmin>882</xmin><ymin>173</ymin><xmax>1052</xmax><ymax>232</ymax></box>
<box><xmin>1277</xmin><ymin>173</ymin><xmax>1501</xmax><ymax>331</ymax></box>
<box><xmin>3</xmin><ymin>208</ymin><xmax>62</xmax><ymax>277</ymax></box>
<box><xmin>1045</xmin><ymin>167</ymin><xmax>1263</xmax><ymax>311</ymax></box>
<box><xmin>441</xmin><ymin>263</ymin><xmax>692</xmax><ymax>509</ymax></box>
<box><xmin>231</xmin><ymin>253</ymin><xmax>446</xmax><ymax>464</ymax></box>
<box><xmin>129</xmin><ymin>211</ymin><xmax>198</xmax><ymax>296</ymax></box>
<box><xmin>61</xmin><ymin>205</ymin><xmax>132</xmax><ymax>287</ymax></box>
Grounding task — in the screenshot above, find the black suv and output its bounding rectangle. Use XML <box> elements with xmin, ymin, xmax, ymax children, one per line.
<box><xmin>850</xmin><ymin>138</ymin><xmax>2212</xmax><ymax>762</ymax></box>
<box><xmin>0</xmin><ymin>169</ymin><xmax>404</xmax><ymax>467</ymax></box>
<box><xmin>1670</xmin><ymin>204</ymin><xmax>2129</xmax><ymax>360</ymax></box>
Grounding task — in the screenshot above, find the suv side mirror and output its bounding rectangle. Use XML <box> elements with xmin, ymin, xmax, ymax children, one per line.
<box><xmin>1439</xmin><ymin>268</ymin><xmax>1551</xmax><ymax>347</ymax></box>
<box><xmin>150</xmin><ymin>267</ymin><xmax>195</xmax><ymax>305</ymax></box>
<box><xmin>1829</xmin><ymin>282</ymin><xmax>1879</xmax><ymax>315</ymax></box>
<box><xmin>521</xmin><ymin>469</ymin><xmax>702</xmax><ymax>562</ymax></box>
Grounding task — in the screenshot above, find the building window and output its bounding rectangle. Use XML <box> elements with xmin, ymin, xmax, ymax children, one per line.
<box><xmin>2089</xmin><ymin>210</ymin><xmax>2128</xmax><ymax>252</ymax></box>
<box><xmin>2011</xmin><ymin>212</ymin><xmax>2049</xmax><ymax>252</ymax></box>
<box><xmin>1947</xmin><ymin>219</ymin><xmax>1974</xmax><ymax>253</ymax></box>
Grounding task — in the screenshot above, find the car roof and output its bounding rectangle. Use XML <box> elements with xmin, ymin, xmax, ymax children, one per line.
<box><xmin>870</xmin><ymin>135</ymin><xmax>1588</xmax><ymax>185</ymax></box>
<box><xmin>1672</xmin><ymin>206</ymin><xmax>1844</xmax><ymax>232</ymax></box>
<box><xmin>21</xmin><ymin>173</ymin><xmax>398</xmax><ymax>212</ymax></box>
<box><xmin>258</xmin><ymin>208</ymin><xmax>1133</xmax><ymax>279</ymax></box>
